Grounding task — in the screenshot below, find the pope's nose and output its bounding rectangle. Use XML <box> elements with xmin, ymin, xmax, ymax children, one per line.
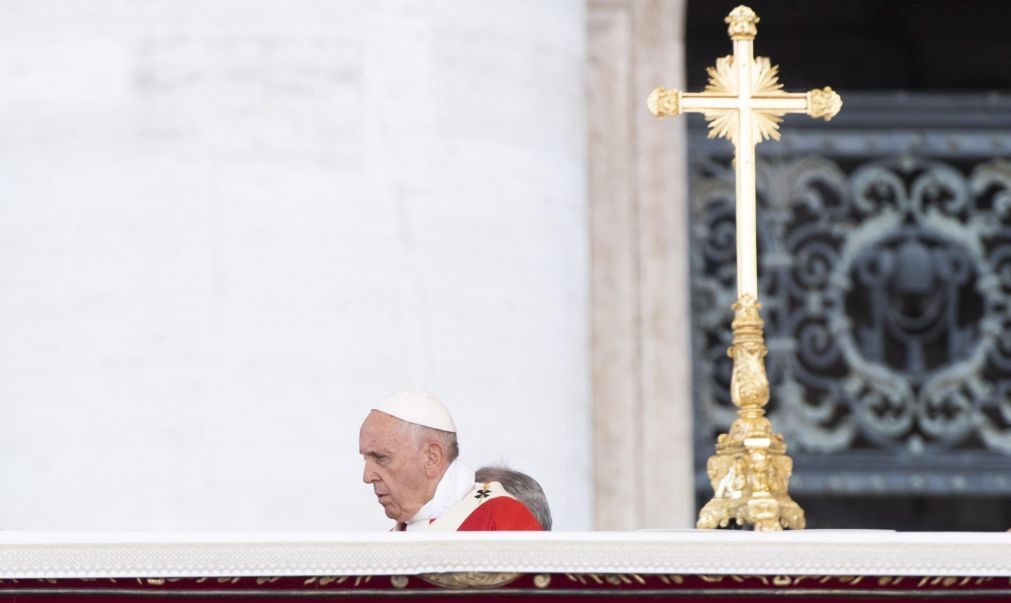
<box><xmin>362</xmin><ymin>462</ymin><xmax>378</xmax><ymax>484</ymax></box>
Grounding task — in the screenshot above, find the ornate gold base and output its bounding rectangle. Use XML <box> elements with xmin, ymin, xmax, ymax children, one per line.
<box><xmin>695</xmin><ymin>435</ymin><xmax>805</xmax><ymax>530</ymax></box>
<box><xmin>696</xmin><ymin>295</ymin><xmax>805</xmax><ymax>531</ymax></box>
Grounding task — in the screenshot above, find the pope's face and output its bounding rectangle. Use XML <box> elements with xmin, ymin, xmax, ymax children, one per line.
<box><xmin>359</xmin><ymin>410</ymin><xmax>432</xmax><ymax>522</ymax></box>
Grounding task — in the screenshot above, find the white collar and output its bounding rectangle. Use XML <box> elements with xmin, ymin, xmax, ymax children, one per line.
<box><xmin>403</xmin><ymin>459</ymin><xmax>475</xmax><ymax>530</ymax></box>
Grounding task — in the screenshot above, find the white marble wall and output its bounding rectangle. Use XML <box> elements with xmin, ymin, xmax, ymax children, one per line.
<box><xmin>0</xmin><ymin>1</ymin><xmax>589</xmax><ymax>530</ymax></box>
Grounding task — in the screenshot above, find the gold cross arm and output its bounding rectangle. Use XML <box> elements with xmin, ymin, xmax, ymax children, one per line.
<box><xmin>653</xmin><ymin>88</ymin><xmax>839</xmax><ymax>116</ymax></box>
<box><xmin>648</xmin><ymin>86</ymin><xmax>841</xmax><ymax>144</ymax></box>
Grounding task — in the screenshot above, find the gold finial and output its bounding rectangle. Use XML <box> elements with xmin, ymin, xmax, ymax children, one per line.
<box><xmin>725</xmin><ymin>5</ymin><xmax>759</xmax><ymax>41</ymax></box>
<box><xmin>807</xmin><ymin>87</ymin><xmax>843</xmax><ymax>120</ymax></box>
<box><xmin>647</xmin><ymin>86</ymin><xmax>682</xmax><ymax>117</ymax></box>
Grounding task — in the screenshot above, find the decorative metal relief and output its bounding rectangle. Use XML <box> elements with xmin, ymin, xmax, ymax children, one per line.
<box><xmin>418</xmin><ymin>572</ymin><xmax>521</xmax><ymax>589</ymax></box>
<box><xmin>689</xmin><ymin>97</ymin><xmax>1011</xmax><ymax>496</ymax></box>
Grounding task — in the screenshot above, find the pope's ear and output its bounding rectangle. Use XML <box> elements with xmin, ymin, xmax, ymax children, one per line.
<box><xmin>423</xmin><ymin>441</ymin><xmax>444</xmax><ymax>475</ymax></box>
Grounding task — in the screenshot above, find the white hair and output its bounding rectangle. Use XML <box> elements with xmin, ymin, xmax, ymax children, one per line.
<box><xmin>402</xmin><ymin>421</ymin><xmax>459</xmax><ymax>462</ymax></box>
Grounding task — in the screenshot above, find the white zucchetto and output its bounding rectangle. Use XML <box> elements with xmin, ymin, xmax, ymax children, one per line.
<box><xmin>373</xmin><ymin>390</ymin><xmax>457</xmax><ymax>433</ymax></box>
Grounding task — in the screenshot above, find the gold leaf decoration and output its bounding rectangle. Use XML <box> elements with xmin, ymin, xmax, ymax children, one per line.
<box><xmin>751</xmin><ymin>57</ymin><xmax>784</xmax><ymax>95</ymax></box>
<box><xmin>704</xmin><ymin>55</ymin><xmax>736</xmax><ymax>95</ymax></box>
<box><xmin>750</xmin><ymin>56</ymin><xmax>787</xmax><ymax>143</ymax></box>
<box><xmin>702</xmin><ymin>55</ymin><xmax>789</xmax><ymax>146</ymax></box>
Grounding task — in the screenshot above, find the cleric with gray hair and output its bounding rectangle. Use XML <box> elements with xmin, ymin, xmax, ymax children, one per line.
<box><xmin>475</xmin><ymin>465</ymin><xmax>552</xmax><ymax>531</ymax></box>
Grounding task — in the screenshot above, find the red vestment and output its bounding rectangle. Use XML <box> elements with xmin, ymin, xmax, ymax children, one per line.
<box><xmin>457</xmin><ymin>496</ymin><xmax>543</xmax><ymax>531</ymax></box>
<box><xmin>397</xmin><ymin>480</ymin><xmax>544</xmax><ymax>532</ymax></box>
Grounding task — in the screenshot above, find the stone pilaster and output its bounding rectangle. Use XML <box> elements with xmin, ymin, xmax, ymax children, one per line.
<box><xmin>587</xmin><ymin>0</ymin><xmax>693</xmax><ymax>529</ymax></box>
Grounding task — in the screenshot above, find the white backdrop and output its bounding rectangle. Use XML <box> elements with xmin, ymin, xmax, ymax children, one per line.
<box><xmin>0</xmin><ymin>1</ymin><xmax>590</xmax><ymax>530</ymax></box>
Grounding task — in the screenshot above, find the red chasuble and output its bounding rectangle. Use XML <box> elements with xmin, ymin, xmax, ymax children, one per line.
<box><xmin>457</xmin><ymin>496</ymin><xmax>543</xmax><ymax>531</ymax></box>
<box><xmin>403</xmin><ymin>481</ymin><xmax>543</xmax><ymax>532</ymax></box>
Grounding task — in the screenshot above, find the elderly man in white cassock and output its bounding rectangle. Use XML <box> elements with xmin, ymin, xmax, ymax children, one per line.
<box><xmin>359</xmin><ymin>390</ymin><xmax>544</xmax><ymax>531</ymax></box>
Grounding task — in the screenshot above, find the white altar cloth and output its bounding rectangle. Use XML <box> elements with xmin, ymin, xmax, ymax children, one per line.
<box><xmin>1</xmin><ymin>531</ymin><xmax>1009</xmax><ymax>579</ymax></box>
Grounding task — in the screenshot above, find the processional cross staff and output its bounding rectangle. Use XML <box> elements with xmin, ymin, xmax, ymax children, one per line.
<box><xmin>648</xmin><ymin>5</ymin><xmax>841</xmax><ymax>531</ymax></box>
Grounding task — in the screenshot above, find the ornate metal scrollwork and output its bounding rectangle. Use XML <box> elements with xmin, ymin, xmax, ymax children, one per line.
<box><xmin>690</xmin><ymin>115</ymin><xmax>1011</xmax><ymax>497</ymax></box>
<box><xmin>695</xmin><ymin>155</ymin><xmax>1011</xmax><ymax>452</ymax></box>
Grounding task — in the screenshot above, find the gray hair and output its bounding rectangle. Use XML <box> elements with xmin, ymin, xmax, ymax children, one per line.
<box><xmin>475</xmin><ymin>465</ymin><xmax>552</xmax><ymax>530</ymax></box>
<box><xmin>403</xmin><ymin>422</ymin><xmax>459</xmax><ymax>463</ymax></box>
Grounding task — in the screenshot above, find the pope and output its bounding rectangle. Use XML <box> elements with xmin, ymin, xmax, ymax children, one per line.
<box><xmin>359</xmin><ymin>390</ymin><xmax>544</xmax><ymax>531</ymax></box>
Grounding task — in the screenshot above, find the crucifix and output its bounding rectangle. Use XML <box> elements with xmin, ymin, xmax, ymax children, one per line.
<box><xmin>648</xmin><ymin>5</ymin><xmax>841</xmax><ymax>531</ymax></box>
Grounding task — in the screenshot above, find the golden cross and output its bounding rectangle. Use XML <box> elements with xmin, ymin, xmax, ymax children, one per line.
<box><xmin>648</xmin><ymin>5</ymin><xmax>841</xmax><ymax>531</ymax></box>
<box><xmin>648</xmin><ymin>5</ymin><xmax>841</xmax><ymax>300</ymax></box>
